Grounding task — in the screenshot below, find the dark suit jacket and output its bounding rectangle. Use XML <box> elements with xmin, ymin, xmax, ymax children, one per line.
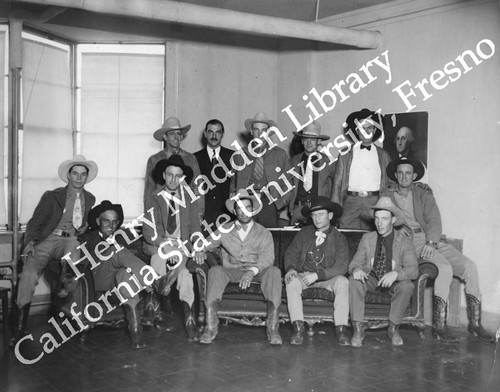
<box><xmin>194</xmin><ymin>146</ymin><xmax>234</xmax><ymax>225</ymax></box>
<box><xmin>25</xmin><ymin>186</ymin><xmax>96</xmax><ymax>246</ymax></box>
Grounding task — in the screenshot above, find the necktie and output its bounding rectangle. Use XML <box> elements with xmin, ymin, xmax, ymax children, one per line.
<box><xmin>303</xmin><ymin>155</ymin><xmax>313</xmax><ymax>192</ymax></box>
<box><xmin>211</xmin><ymin>150</ymin><xmax>217</xmax><ymax>165</ymax></box>
<box><xmin>73</xmin><ymin>193</ymin><xmax>82</xmax><ymax>230</ymax></box>
<box><xmin>254</xmin><ymin>147</ymin><xmax>264</xmax><ymax>180</ymax></box>
<box><xmin>360</xmin><ymin>144</ymin><xmax>372</xmax><ymax>151</ymax></box>
<box><xmin>315</xmin><ymin>231</ymin><xmax>326</xmax><ymax>247</ymax></box>
<box><xmin>166</xmin><ymin>192</ymin><xmax>177</xmax><ymax>235</ymax></box>
<box><xmin>372</xmin><ymin>237</ymin><xmax>387</xmax><ymax>280</ymax></box>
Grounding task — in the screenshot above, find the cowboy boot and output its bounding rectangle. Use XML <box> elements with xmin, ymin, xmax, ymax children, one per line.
<box><xmin>388</xmin><ymin>321</ymin><xmax>404</xmax><ymax>346</ymax></box>
<box><xmin>351</xmin><ymin>321</ymin><xmax>365</xmax><ymax>348</ymax></box>
<box><xmin>122</xmin><ymin>298</ymin><xmax>146</xmax><ymax>349</ymax></box>
<box><xmin>433</xmin><ymin>296</ymin><xmax>459</xmax><ymax>343</ymax></box>
<box><xmin>200</xmin><ymin>301</ymin><xmax>219</xmax><ymax>344</ymax></box>
<box><xmin>466</xmin><ymin>294</ymin><xmax>493</xmax><ymax>342</ymax></box>
<box><xmin>154</xmin><ymin>272</ymin><xmax>176</xmax><ymax>297</ymax></box>
<box><xmin>266</xmin><ymin>302</ymin><xmax>282</xmax><ymax>345</ymax></box>
<box><xmin>183</xmin><ymin>301</ymin><xmax>200</xmax><ymax>342</ymax></box>
<box><xmin>142</xmin><ymin>291</ymin><xmax>156</xmax><ymax>327</ymax></box>
<box><xmin>290</xmin><ymin>321</ymin><xmax>305</xmax><ymax>345</ymax></box>
<box><xmin>9</xmin><ymin>303</ymin><xmax>31</xmax><ymax>347</ymax></box>
<box><xmin>335</xmin><ymin>325</ymin><xmax>351</xmax><ymax>346</ymax></box>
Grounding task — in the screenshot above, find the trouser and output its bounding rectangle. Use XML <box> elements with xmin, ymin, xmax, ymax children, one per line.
<box><xmin>349</xmin><ymin>275</ymin><xmax>414</xmax><ymax>324</ymax></box>
<box><xmin>413</xmin><ymin>233</ymin><xmax>481</xmax><ymax>300</ymax></box>
<box><xmin>339</xmin><ymin>194</ymin><xmax>378</xmax><ymax>230</ymax></box>
<box><xmin>206</xmin><ymin>266</ymin><xmax>282</xmax><ymax>309</ymax></box>
<box><xmin>286</xmin><ymin>274</ymin><xmax>349</xmax><ymax>325</ymax></box>
<box><xmin>17</xmin><ymin>234</ymin><xmax>80</xmax><ymax>308</ymax></box>
<box><xmin>254</xmin><ymin>195</ymin><xmax>279</xmax><ymax>228</ymax></box>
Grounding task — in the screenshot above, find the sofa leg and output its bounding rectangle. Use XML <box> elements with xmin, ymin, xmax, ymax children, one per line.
<box><xmin>418</xmin><ymin>325</ymin><xmax>426</xmax><ymax>340</ymax></box>
<box><xmin>306</xmin><ymin>322</ymin><xmax>315</xmax><ymax>337</ymax></box>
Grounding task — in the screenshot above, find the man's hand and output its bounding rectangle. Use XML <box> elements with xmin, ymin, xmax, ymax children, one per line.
<box><xmin>22</xmin><ymin>242</ymin><xmax>35</xmax><ymax>259</ymax></box>
<box><xmin>194</xmin><ymin>251</ymin><xmax>206</xmax><ymax>265</ymax></box>
<box><xmin>239</xmin><ymin>270</ymin><xmax>254</xmax><ymax>290</ymax></box>
<box><xmin>285</xmin><ymin>269</ymin><xmax>297</xmax><ymax>285</ymax></box>
<box><xmin>352</xmin><ymin>268</ymin><xmax>368</xmax><ymax>283</ymax></box>
<box><xmin>378</xmin><ymin>271</ymin><xmax>398</xmax><ymax>288</ymax></box>
<box><xmin>301</xmin><ymin>272</ymin><xmax>318</xmax><ymax>286</ymax></box>
<box><xmin>76</xmin><ymin>222</ymin><xmax>89</xmax><ymax>236</ymax></box>
<box><xmin>420</xmin><ymin>244</ymin><xmax>435</xmax><ymax>260</ymax></box>
<box><xmin>166</xmin><ymin>255</ymin><xmax>182</xmax><ymax>270</ymax></box>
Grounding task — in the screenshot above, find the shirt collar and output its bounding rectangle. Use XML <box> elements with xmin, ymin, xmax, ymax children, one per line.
<box><xmin>207</xmin><ymin>146</ymin><xmax>221</xmax><ymax>159</ymax></box>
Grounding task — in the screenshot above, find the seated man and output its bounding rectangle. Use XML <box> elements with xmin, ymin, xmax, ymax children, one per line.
<box><xmin>194</xmin><ymin>189</ymin><xmax>282</xmax><ymax>345</ymax></box>
<box><xmin>349</xmin><ymin>197</ymin><xmax>418</xmax><ymax>347</ymax></box>
<box><xmin>284</xmin><ymin>197</ymin><xmax>350</xmax><ymax>346</ymax></box>
<box><xmin>143</xmin><ymin>155</ymin><xmax>201</xmax><ymax>342</ymax></box>
<box><xmin>80</xmin><ymin>200</ymin><xmax>154</xmax><ymax>349</ymax></box>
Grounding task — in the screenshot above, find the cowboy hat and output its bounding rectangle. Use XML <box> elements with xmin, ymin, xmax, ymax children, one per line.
<box><xmin>386</xmin><ymin>157</ymin><xmax>426</xmax><ymax>182</ymax></box>
<box><xmin>344</xmin><ymin>108</ymin><xmax>383</xmax><ymax>142</ymax></box>
<box><xmin>58</xmin><ymin>155</ymin><xmax>98</xmax><ymax>184</ymax></box>
<box><xmin>225</xmin><ymin>188</ymin><xmax>259</xmax><ymax>215</ymax></box>
<box><xmin>244</xmin><ymin>112</ymin><xmax>277</xmax><ymax>132</ymax></box>
<box><xmin>301</xmin><ymin>196</ymin><xmax>343</xmax><ymax>221</ymax></box>
<box><xmin>292</xmin><ymin>121</ymin><xmax>330</xmax><ymax>141</ymax></box>
<box><xmin>87</xmin><ymin>200</ymin><xmax>124</xmax><ymax>231</ymax></box>
<box><xmin>152</xmin><ymin>155</ymin><xmax>194</xmax><ymax>185</ymax></box>
<box><xmin>370</xmin><ymin>197</ymin><xmax>406</xmax><ymax>226</ymax></box>
<box><xmin>153</xmin><ymin>117</ymin><xmax>191</xmax><ymax>141</ymax></box>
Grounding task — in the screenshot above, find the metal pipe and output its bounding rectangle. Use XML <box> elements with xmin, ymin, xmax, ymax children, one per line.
<box><xmin>19</xmin><ymin>0</ymin><xmax>382</xmax><ymax>49</ymax></box>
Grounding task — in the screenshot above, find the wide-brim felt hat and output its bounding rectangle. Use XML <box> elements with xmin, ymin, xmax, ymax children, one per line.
<box><xmin>370</xmin><ymin>196</ymin><xmax>406</xmax><ymax>226</ymax></box>
<box><xmin>152</xmin><ymin>155</ymin><xmax>194</xmax><ymax>185</ymax></box>
<box><xmin>344</xmin><ymin>108</ymin><xmax>383</xmax><ymax>142</ymax></box>
<box><xmin>58</xmin><ymin>154</ymin><xmax>98</xmax><ymax>184</ymax></box>
<box><xmin>292</xmin><ymin>121</ymin><xmax>330</xmax><ymax>141</ymax></box>
<box><xmin>153</xmin><ymin>117</ymin><xmax>191</xmax><ymax>141</ymax></box>
<box><xmin>386</xmin><ymin>157</ymin><xmax>426</xmax><ymax>182</ymax></box>
<box><xmin>301</xmin><ymin>196</ymin><xmax>343</xmax><ymax>220</ymax></box>
<box><xmin>225</xmin><ymin>188</ymin><xmax>259</xmax><ymax>215</ymax></box>
<box><xmin>244</xmin><ymin>112</ymin><xmax>277</xmax><ymax>132</ymax></box>
<box><xmin>87</xmin><ymin>200</ymin><xmax>124</xmax><ymax>231</ymax></box>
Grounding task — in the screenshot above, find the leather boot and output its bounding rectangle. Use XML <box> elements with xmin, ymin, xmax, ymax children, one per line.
<box><xmin>351</xmin><ymin>321</ymin><xmax>365</xmax><ymax>348</ymax></box>
<box><xmin>183</xmin><ymin>301</ymin><xmax>200</xmax><ymax>342</ymax></box>
<box><xmin>387</xmin><ymin>322</ymin><xmax>404</xmax><ymax>346</ymax></box>
<box><xmin>266</xmin><ymin>302</ymin><xmax>282</xmax><ymax>345</ymax></box>
<box><xmin>335</xmin><ymin>325</ymin><xmax>351</xmax><ymax>346</ymax></box>
<box><xmin>290</xmin><ymin>320</ymin><xmax>305</xmax><ymax>345</ymax></box>
<box><xmin>142</xmin><ymin>291</ymin><xmax>156</xmax><ymax>327</ymax></box>
<box><xmin>466</xmin><ymin>294</ymin><xmax>493</xmax><ymax>342</ymax></box>
<box><xmin>200</xmin><ymin>301</ymin><xmax>219</xmax><ymax>344</ymax></box>
<box><xmin>154</xmin><ymin>272</ymin><xmax>176</xmax><ymax>297</ymax></box>
<box><xmin>433</xmin><ymin>296</ymin><xmax>459</xmax><ymax>343</ymax></box>
<box><xmin>10</xmin><ymin>303</ymin><xmax>31</xmax><ymax>347</ymax></box>
<box><xmin>123</xmin><ymin>298</ymin><xmax>146</xmax><ymax>349</ymax></box>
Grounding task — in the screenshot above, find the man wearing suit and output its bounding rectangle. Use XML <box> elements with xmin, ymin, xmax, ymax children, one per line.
<box><xmin>11</xmin><ymin>155</ymin><xmax>97</xmax><ymax>346</ymax></box>
<box><xmin>394</xmin><ymin>127</ymin><xmax>416</xmax><ymax>159</ymax></box>
<box><xmin>230</xmin><ymin>112</ymin><xmax>291</xmax><ymax>228</ymax></box>
<box><xmin>194</xmin><ymin>119</ymin><xmax>234</xmax><ymax>232</ymax></box>
<box><xmin>332</xmin><ymin>108</ymin><xmax>391</xmax><ymax>230</ymax></box>
<box><xmin>288</xmin><ymin>121</ymin><xmax>336</xmax><ymax>225</ymax></box>
<box><xmin>349</xmin><ymin>197</ymin><xmax>418</xmax><ymax>347</ymax></box>
<box><xmin>143</xmin><ymin>155</ymin><xmax>202</xmax><ymax>341</ymax></box>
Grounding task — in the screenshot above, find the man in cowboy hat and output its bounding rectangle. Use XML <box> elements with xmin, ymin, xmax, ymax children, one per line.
<box><xmin>230</xmin><ymin>112</ymin><xmax>291</xmax><ymax>228</ymax></box>
<box><xmin>194</xmin><ymin>189</ymin><xmax>282</xmax><ymax>345</ymax></box>
<box><xmin>11</xmin><ymin>155</ymin><xmax>98</xmax><ymax>346</ymax></box>
<box><xmin>288</xmin><ymin>121</ymin><xmax>336</xmax><ymax>225</ymax></box>
<box><xmin>143</xmin><ymin>155</ymin><xmax>202</xmax><ymax>342</ymax></box>
<box><xmin>284</xmin><ymin>196</ymin><xmax>350</xmax><ymax>345</ymax></box>
<box><xmin>144</xmin><ymin>116</ymin><xmax>204</xmax><ymax>218</ymax></box>
<box><xmin>385</xmin><ymin>158</ymin><xmax>492</xmax><ymax>342</ymax></box>
<box><xmin>349</xmin><ymin>196</ymin><xmax>418</xmax><ymax>347</ymax></box>
<box><xmin>332</xmin><ymin>108</ymin><xmax>391</xmax><ymax>230</ymax></box>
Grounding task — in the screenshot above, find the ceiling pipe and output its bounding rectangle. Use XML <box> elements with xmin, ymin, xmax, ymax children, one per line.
<box><xmin>17</xmin><ymin>0</ymin><xmax>382</xmax><ymax>49</ymax></box>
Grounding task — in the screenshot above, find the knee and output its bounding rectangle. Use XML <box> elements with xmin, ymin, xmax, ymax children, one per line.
<box><xmin>264</xmin><ymin>266</ymin><xmax>281</xmax><ymax>282</ymax></box>
<box><xmin>115</xmin><ymin>268</ymin><xmax>132</xmax><ymax>285</ymax></box>
<box><xmin>286</xmin><ymin>277</ymin><xmax>301</xmax><ymax>292</ymax></box>
<box><xmin>398</xmin><ymin>280</ymin><xmax>414</xmax><ymax>294</ymax></box>
<box><xmin>334</xmin><ymin>276</ymin><xmax>349</xmax><ymax>292</ymax></box>
<box><xmin>208</xmin><ymin>265</ymin><xmax>224</xmax><ymax>280</ymax></box>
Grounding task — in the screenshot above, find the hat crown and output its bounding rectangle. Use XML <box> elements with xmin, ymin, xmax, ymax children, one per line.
<box><xmin>372</xmin><ymin>196</ymin><xmax>397</xmax><ymax>210</ymax></box>
<box><xmin>251</xmin><ymin>112</ymin><xmax>271</xmax><ymax>124</ymax></box>
<box><xmin>162</xmin><ymin>116</ymin><xmax>183</xmax><ymax>131</ymax></box>
<box><xmin>300</xmin><ymin>121</ymin><xmax>322</xmax><ymax>136</ymax></box>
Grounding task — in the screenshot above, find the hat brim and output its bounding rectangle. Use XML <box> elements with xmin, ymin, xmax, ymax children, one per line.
<box><xmin>387</xmin><ymin>158</ymin><xmax>425</xmax><ymax>182</ymax></box>
<box><xmin>292</xmin><ymin>131</ymin><xmax>330</xmax><ymax>140</ymax></box>
<box><xmin>301</xmin><ymin>202</ymin><xmax>343</xmax><ymax>221</ymax></box>
<box><xmin>344</xmin><ymin>109</ymin><xmax>383</xmax><ymax>142</ymax></box>
<box><xmin>58</xmin><ymin>159</ymin><xmax>98</xmax><ymax>184</ymax></box>
<box><xmin>225</xmin><ymin>194</ymin><xmax>259</xmax><ymax>215</ymax></box>
<box><xmin>244</xmin><ymin>118</ymin><xmax>277</xmax><ymax>132</ymax></box>
<box><xmin>152</xmin><ymin>159</ymin><xmax>194</xmax><ymax>186</ymax></box>
<box><xmin>153</xmin><ymin>124</ymin><xmax>191</xmax><ymax>141</ymax></box>
<box><xmin>371</xmin><ymin>206</ymin><xmax>406</xmax><ymax>227</ymax></box>
<box><xmin>88</xmin><ymin>202</ymin><xmax>124</xmax><ymax>231</ymax></box>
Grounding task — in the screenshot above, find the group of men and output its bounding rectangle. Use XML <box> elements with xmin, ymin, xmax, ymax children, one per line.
<box><xmin>10</xmin><ymin>108</ymin><xmax>492</xmax><ymax>351</ymax></box>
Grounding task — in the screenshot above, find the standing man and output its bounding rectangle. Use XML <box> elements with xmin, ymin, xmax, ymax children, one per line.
<box><xmin>284</xmin><ymin>197</ymin><xmax>350</xmax><ymax>345</ymax></box>
<box><xmin>143</xmin><ymin>155</ymin><xmax>201</xmax><ymax>342</ymax></box>
<box><xmin>144</xmin><ymin>117</ymin><xmax>204</xmax><ymax>218</ymax></box>
<box><xmin>230</xmin><ymin>112</ymin><xmax>291</xmax><ymax>228</ymax></box>
<box><xmin>332</xmin><ymin>109</ymin><xmax>391</xmax><ymax>229</ymax></box>
<box><xmin>349</xmin><ymin>197</ymin><xmax>418</xmax><ymax>347</ymax></box>
<box><xmin>194</xmin><ymin>189</ymin><xmax>282</xmax><ymax>345</ymax></box>
<box><xmin>288</xmin><ymin>121</ymin><xmax>336</xmax><ymax>225</ymax></box>
<box><xmin>385</xmin><ymin>158</ymin><xmax>492</xmax><ymax>342</ymax></box>
<box><xmin>11</xmin><ymin>155</ymin><xmax>97</xmax><ymax>346</ymax></box>
<box><xmin>194</xmin><ymin>119</ymin><xmax>234</xmax><ymax>232</ymax></box>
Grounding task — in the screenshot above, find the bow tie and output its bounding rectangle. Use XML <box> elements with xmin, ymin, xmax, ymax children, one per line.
<box><xmin>360</xmin><ymin>144</ymin><xmax>372</xmax><ymax>151</ymax></box>
<box><xmin>315</xmin><ymin>231</ymin><xmax>326</xmax><ymax>246</ymax></box>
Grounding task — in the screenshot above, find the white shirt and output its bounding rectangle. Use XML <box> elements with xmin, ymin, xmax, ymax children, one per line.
<box><xmin>207</xmin><ymin>146</ymin><xmax>221</xmax><ymax>161</ymax></box>
<box><xmin>348</xmin><ymin>144</ymin><xmax>381</xmax><ymax>192</ymax></box>
<box><xmin>235</xmin><ymin>220</ymin><xmax>254</xmax><ymax>241</ymax></box>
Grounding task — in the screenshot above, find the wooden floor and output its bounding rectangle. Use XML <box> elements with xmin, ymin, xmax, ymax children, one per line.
<box><xmin>1</xmin><ymin>308</ymin><xmax>499</xmax><ymax>392</ymax></box>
